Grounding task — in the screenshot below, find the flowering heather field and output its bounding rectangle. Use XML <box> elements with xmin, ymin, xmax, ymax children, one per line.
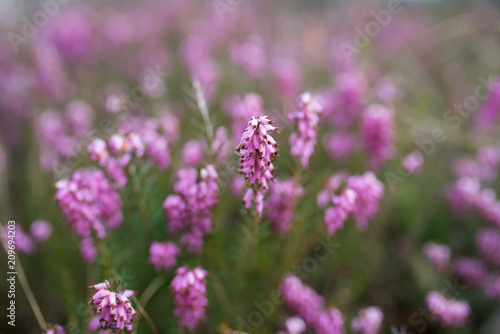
<box><xmin>1</xmin><ymin>0</ymin><xmax>500</xmax><ymax>333</ymax></box>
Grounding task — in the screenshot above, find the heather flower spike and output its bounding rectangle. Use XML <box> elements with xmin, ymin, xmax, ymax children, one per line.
<box><xmin>289</xmin><ymin>92</ymin><xmax>323</xmax><ymax>168</ymax></box>
<box><xmin>237</xmin><ymin>115</ymin><xmax>279</xmax><ymax>215</ymax></box>
<box><xmin>89</xmin><ymin>280</ymin><xmax>136</xmax><ymax>332</ymax></box>
<box><xmin>170</xmin><ymin>266</ymin><xmax>208</xmax><ymax>330</ymax></box>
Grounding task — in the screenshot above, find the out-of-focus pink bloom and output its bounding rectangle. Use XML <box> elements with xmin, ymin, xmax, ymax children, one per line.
<box><xmin>163</xmin><ymin>166</ymin><xmax>218</xmax><ymax>253</ymax></box>
<box><xmin>323</xmin><ymin>133</ymin><xmax>356</xmax><ymax>161</ymax></box>
<box><xmin>266</xmin><ymin>179</ymin><xmax>303</xmax><ymax>235</ymax></box>
<box><xmin>485</xmin><ymin>275</ymin><xmax>500</xmax><ymax>300</ymax></box>
<box><xmin>223</xmin><ymin>93</ymin><xmax>264</xmax><ymax>138</ymax></box>
<box><xmin>231</xmin><ymin>175</ymin><xmax>246</xmax><ymax>196</ymax></box>
<box><xmin>80</xmin><ymin>238</ymin><xmax>97</xmax><ymax>265</ymax></box>
<box><xmin>425</xmin><ymin>291</ymin><xmax>470</xmax><ymax>328</ymax></box>
<box><xmin>476</xmin><ymin>228</ymin><xmax>500</xmax><ymax>266</ymax></box>
<box><xmin>289</xmin><ymin>92</ymin><xmax>323</xmax><ymax>168</ymax></box>
<box><xmin>148</xmin><ymin>241</ymin><xmax>180</xmax><ymax>271</ymax></box>
<box><xmin>272</xmin><ymin>57</ymin><xmax>301</xmax><ymax>100</ymax></box>
<box><xmin>375</xmin><ymin>77</ymin><xmax>398</xmax><ymax>103</ymax></box>
<box><xmin>45</xmin><ymin>324</ymin><xmax>66</xmax><ymax>334</ymax></box>
<box><xmin>475</xmin><ymin>77</ymin><xmax>500</xmax><ymax>130</ymax></box>
<box><xmin>30</xmin><ymin>220</ymin><xmax>52</xmax><ymax>243</ymax></box>
<box><xmin>477</xmin><ymin>146</ymin><xmax>500</xmax><ymax>181</ymax></box>
<box><xmin>361</xmin><ymin>104</ymin><xmax>395</xmax><ymax>170</ymax></box>
<box><xmin>315</xmin><ymin>308</ymin><xmax>344</xmax><ymax>334</ymax></box>
<box><xmin>230</xmin><ymin>35</ymin><xmax>266</xmax><ymax>78</ymax></box>
<box><xmin>182</xmin><ymin>140</ymin><xmax>205</xmax><ymax>166</ymax></box>
<box><xmin>351</xmin><ymin>306</ymin><xmax>383</xmax><ymax>334</ymax></box>
<box><xmin>318</xmin><ymin>174</ymin><xmax>357</xmax><ymax>236</ymax></box>
<box><xmin>444</xmin><ymin>177</ymin><xmax>481</xmax><ymax>215</ymax></box>
<box><xmin>170</xmin><ymin>266</ymin><xmax>208</xmax><ymax>330</ymax></box>
<box><xmin>402</xmin><ymin>151</ymin><xmax>424</xmax><ymax>174</ymax></box>
<box><xmin>349</xmin><ymin>172</ymin><xmax>384</xmax><ymax>230</ymax></box>
<box><xmin>55</xmin><ymin>168</ymin><xmax>123</xmax><ymax>239</ymax></box>
<box><xmin>211</xmin><ymin>127</ymin><xmax>229</xmax><ymax>163</ymax></box>
<box><xmin>65</xmin><ymin>100</ymin><xmax>94</xmax><ymax>135</ymax></box>
<box><xmin>4</xmin><ymin>224</ymin><xmax>35</xmax><ymax>255</ymax></box>
<box><xmin>474</xmin><ymin>189</ymin><xmax>500</xmax><ymax>228</ymax></box>
<box><xmin>454</xmin><ymin>257</ymin><xmax>486</xmax><ymax>288</ymax></box>
<box><xmin>280</xmin><ymin>275</ymin><xmax>324</xmax><ymax>326</ymax></box>
<box><xmin>281</xmin><ymin>316</ymin><xmax>306</xmax><ymax>334</ymax></box>
<box><xmin>451</xmin><ymin>158</ymin><xmax>481</xmax><ymax>179</ymax></box>
<box><xmin>89</xmin><ymin>280</ymin><xmax>136</xmax><ymax>332</ymax></box>
<box><xmin>423</xmin><ymin>242</ymin><xmax>450</xmax><ymax>271</ymax></box>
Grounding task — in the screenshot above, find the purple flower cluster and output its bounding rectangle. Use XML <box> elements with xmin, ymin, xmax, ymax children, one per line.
<box><xmin>230</xmin><ymin>35</ymin><xmax>266</xmax><ymax>79</ymax></box>
<box><xmin>423</xmin><ymin>242</ymin><xmax>451</xmax><ymax>271</ymax></box>
<box><xmin>402</xmin><ymin>151</ymin><xmax>424</xmax><ymax>174</ymax></box>
<box><xmin>289</xmin><ymin>92</ymin><xmax>323</xmax><ymax>168</ymax></box>
<box><xmin>351</xmin><ymin>307</ymin><xmax>384</xmax><ymax>334</ymax></box>
<box><xmin>348</xmin><ymin>172</ymin><xmax>384</xmax><ymax>230</ymax></box>
<box><xmin>361</xmin><ymin>104</ymin><xmax>395</xmax><ymax>170</ymax></box>
<box><xmin>170</xmin><ymin>266</ymin><xmax>208</xmax><ymax>330</ymax></box>
<box><xmin>163</xmin><ymin>165</ymin><xmax>218</xmax><ymax>253</ymax></box>
<box><xmin>266</xmin><ymin>179</ymin><xmax>303</xmax><ymax>235</ymax></box>
<box><xmin>425</xmin><ymin>291</ymin><xmax>470</xmax><ymax>328</ymax></box>
<box><xmin>476</xmin><ymin>228</ymin><xmax>500</xmax><ymax>266</ymax></box>
<box><xmin>37</xmin><ymin>101</ymin><xmax>94</xmax><ymax>171</ymax></box>
<box><xmin>280</xmin><ymin>275</ymin><xmax>344</xmax><ymax>333</ymax></box>
<box><xmin>45</xmin><ymin>324</ymin><xmax>66</xmax><ymax>334</ymax></box>
<box><xmin>475</xmin><ymin>77</ymin><xmax>500</xmax><ymax>130</ymax></box>
<box><xmin>148</xmin><ymin>241</ymin><xmax>180</xmax><ymax>271</ymax></box>
<box><xmin>237</xmin><ymin>116</ymin><xmax>279</xmax><ymax>216</ymax></box>
<box><xmin>55</xmin><ymin>168</ymin><xmax>123</xmax><ymax>239</ymax></box>
<box><xmin>318</xmin><ymin>174</ymin><xmax>357</xmax><ymax>236</ymax></box>
<box><xmin>279</xmin><ymin>316</ymin><xmax>306</xmax><ymax>334</ymax></box>
<box><xmin>89</xmin><ymin>281</ymin><xmax>136</xmax><ymax>332</ymax></box>
<box><xmin>454</xmin><ymin>257</ymin><xmax>486</xmax><ymax>288</ymax></box>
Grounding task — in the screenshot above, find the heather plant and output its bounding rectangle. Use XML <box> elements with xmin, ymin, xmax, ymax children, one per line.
<box><xmin>1</xmin><ymin>1</ymin><xmax>500</xmax><ymax>334</ymax></box>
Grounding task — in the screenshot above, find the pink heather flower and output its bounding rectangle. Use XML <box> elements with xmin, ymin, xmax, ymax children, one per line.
<box><xmin>474</xmin><ymin>189</ymin><xmax>500</xmax><ymax>228</ymax></box>
<box><xmin>402</xmin><ymin>151</ymin><xmax>424</xmax><ymax>174</ymax></box>
<box><xmin>477</xmin><ymin>146</ymin><xmax>500</xmax><ymax>181</ymax></box>
<box><xmin>272</xmin><ymin>57</ymin><xmax>302</xmax><ymax>100</ymax></box>
<box><xmin>89</xmin><ymin>280</ymin><xmax>136</xmax><ymax>332</ymax></box>
<box><xmin>266</xmin><ymin>179</ymin><xmax>304</xmax><ymax>235</ymax></box>
<box><xmin>163</xmin><ymin>165</ymin><xmax>218</xmax><ymax>253</ymax></box>
<box><xmin>351</xmin><ymin>307</ymin><xmax>383</xmax><ymax>334</ymax></box>
<box><xmin>330</xmin><ymin>70</ymin><xmax>366</xmax><ymax>129</ymax></box>
<box><xmin>318</xmin><ymin>174</ymin><xmax>357</xmax><ymax>236</ymax></box>
<box><xmin>45</xmin><ymin>324</ymin><xmax>66</xmax><ymax>334</ymax></box>
<box><xmin>280</xmin><ymin>316</ymin><xmax>306</xmax><ymax>334</ymax></box>
<box><xmin>280</xmin><ymin>275</ymin><xmax>324</xmax><ymax>326</ymax></box>
<box><xmin>444</xmin><ymin>177</ymin><xmax>481</xmax><ymax>215</ymax></box>
<box><xmin>230</xmin><ymin>35</ymin><xmax>265</xmax><ymax>79</ymax></box>
<box><xmin>289</xmin><ymin>92</ymin><xmax>323</xmax><ymax>168</ymax></box>
<box><xmin>55</xmin><ymin>168</ymin><xmax>123</xmax><ymax>239</ymax></box>
<box><xmin>361</xmin><ymin>104</ymin><xmax>395</xmax><ymax>170</ymax></box>
<box><xmin>30</xmin><ymin>220</ymin><xmax>52</xmax><ymax>243</ymax></box>
<box><xmin>423</xmin><ymin>242</ymin><xmax>450</xmax><ymax>271</ymax></box>
<box><xmin>170</xmin><ymin>266</ymin><xmax>208</xmax><ymax>330</ymax></box>
<box><xmin>475</xmin><ymin>228</ymin><xmax>500</xmax><ymax>266</ymax></box>
<box><xmin>230</xmin><ymin>175</ymin><xmax>246</xmax><ymax>196</ymax></box>
<box><xmin>80</xmin><ymin>238</ymin><xmax>97</xmax><ymax>264</ymax></box>
<box><xmin>223</xmin><ymin>93</ymin><xmax>264</xmax><ymax>139</ymax></box>
<box><xmin>211</xmin><ymin>126</ymin><xmax>230</xmax><ymax>163</ymax></box>
<box><xmin>323</xmin><ymin>133</ymin><xmax>356</xmax><ymax>161</ymax></box>
<box><xmin>451</xmin><ymin>158</ymin><xmax>481</xmax><ymax>179</ymax></box>
<box><xmin>425</xmin><ymin>291</ymin><xmax>470</xmax><ymax>328</ymax></box>
<box><xmin>182</xmin><ymin>140</ymin><xmax>205</xmax><ymax>166</ymax></box>
<box><xmin>4</xmin><ymin>224</ymin><xmax>35</xmax><ymax>255</ymax></box>
<box><xmin>65</xmin><ymin>100</ymin><xmax>94</xmax><ymax>135</ymax></box>
<box><xmin>348</xmin><ymin>172</ymin><xmax>384</xmax><ymax>230</ymax></box>
<box><xmin>485</xmin><ymin>275</ymin><xmax>500</xmax><ymax>300</ymax></box>
<box><xmin>237</xmin><ymin>116</ymin><xmax>279</xmax><ymax>216</ymax></box>
<box><xmin>314</xmin><ymin>308</ymin><xmax>345</xmax><ymax>334</ymax></box>
<box><xmin>475</xmin><ymin>77</ymin><xmax>500</xmax><ymax>129</ymax></box>
<box><xmin>454</xmin><ymin>257</ymin><xmax>486</xmax><ymax>288</ymax></box>
<box><xmin>148</xmin><ymin>241</ymin><xmax>180</xmax><ymax>271</ymax></box>
<box><xmin>237</xmin><ymin>116</ymin><xmax>279</xmax><ymax>192</ymax></box>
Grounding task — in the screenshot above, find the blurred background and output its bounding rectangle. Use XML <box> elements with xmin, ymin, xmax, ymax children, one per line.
<box><xmin>1</xmin><ymin>0</ymin><xmax>500</xmax><ymax>333</ymax></box>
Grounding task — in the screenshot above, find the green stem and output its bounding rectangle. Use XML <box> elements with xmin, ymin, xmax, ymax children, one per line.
<box><xmin>96</xmin><ymin>238</ymin><xmax>112</xmax><ymax>279</ymax></box>
<box><xmin>132</xmin><ymin>295</ymin><xmax>159</xmax><ymax>334</ymax></box>
<box><xmin>0</xmin><ymin>222</ymin><xmax>47</xmax><ymax>330</ymax></box>
<box><xmin>244</xmin><ymin>210</ymin><xmax>260</xmax><ymax>270</ymax></box>
<box><xmin>139</xmin><ymin>275</ymin><xmax>167</xmax><ymax>307</ymax></box>
<box><xmin>193</xmin><ymin>79</ymin><xmax>215</xmax><ymax>148</ymax></box>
